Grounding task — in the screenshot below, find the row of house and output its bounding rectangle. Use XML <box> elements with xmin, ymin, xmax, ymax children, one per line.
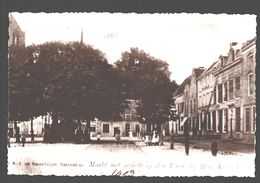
<box><xmin>173</xmin><ymin>38</ymin><xmax>256</xmax><ymax>144</ymax></box>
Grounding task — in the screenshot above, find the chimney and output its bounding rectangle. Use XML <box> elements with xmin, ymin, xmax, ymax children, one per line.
<box><xmin>229</xmin><ymin>42</ymin><xmax>237</xmax><ymax>61</ymax></box>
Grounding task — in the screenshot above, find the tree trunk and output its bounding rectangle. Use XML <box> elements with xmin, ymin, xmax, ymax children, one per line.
<box><xmin>84</xmin><ymin>121</ymin><xmax>91</xmax><ymax>144</ymax></box>
<box><xmin>30</xmin><ymin>117</ymin><xmax>34</xmax><ymax>141</ymax></box>
<box><xmin>14</xmin><ymin>120</ymin><xmax>20</xmax><ymax>142</ymax></box>
<box><xmin>50</xmin><ymin>113</ymin><xmax>59</xmax><ymax>142</ymax></box>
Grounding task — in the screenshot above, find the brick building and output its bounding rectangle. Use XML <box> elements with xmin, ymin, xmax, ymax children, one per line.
<box><xmin>173</xmin><ymin>67</ymin><xmax>205</xmax><ymax>135</ymax></box>
<box><xmin>174</xmin><ymin>37</ymin><xmax>256</xmax><ymax>144</ymax></box>
<box><xmin>240</xmin><ymin>37</ymin><xmax>256</xmax><ymax>143</ymax></box>
<box><xmin>197</xmin><ymin>60</ymin><xmax>219</xmax><ymax>135</ymax></box>
<box><xmin>9</xmin><ymin>14</ymin><xmax>25</xmax><ymax>46</ymax></box>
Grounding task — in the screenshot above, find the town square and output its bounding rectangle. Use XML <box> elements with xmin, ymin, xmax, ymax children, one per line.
<box><xmin>7</xmin><ymin>13</ymin><xmax>256</xmax><ymax>177</ymax></box>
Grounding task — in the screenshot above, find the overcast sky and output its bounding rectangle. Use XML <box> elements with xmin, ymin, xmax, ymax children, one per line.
<box><xmin>11</xmin><ymin>12</ymin><xmax>256</xmax><ymax>84</ymax></box>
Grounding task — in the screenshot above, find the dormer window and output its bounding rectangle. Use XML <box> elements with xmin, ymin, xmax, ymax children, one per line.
<box><xmin>124</xmin><ymin>113</ymin><xmax>132</xmax><ymax>121</ymax></box>
<box><xmin>247</xmin><ymin>53</ymin><xmax>254</xmax><ymax>63</ymax></box>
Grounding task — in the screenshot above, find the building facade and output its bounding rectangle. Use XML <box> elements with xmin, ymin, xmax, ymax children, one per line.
<box><xmin>175</xmin><ymin>37</ymin><xmax>256</xmax><ymax>144</ymax></box>
<box><xmin>173</xmin><ymin>67</ymin><xmax>205</xmax><ymax>135</ymax></box>
<box><xmin>173</xmin><ymin>76</ymin><xmax>190</xmax><ymax>135</ymax></box>
<box><xmin>90</xmin><ymin>99</ymin><xmax>145</xmax><ymax>137</ymax></box>
<box><xmin>9</xmin><ymin>14</ymin><xmax>25</xmax><ymax>46</ymax></box>
<box><xmin>197</xmin><ymin>60</ymin><xmax>219</xmax><ymax>135</ymax></box>
<box><xmin>240</xmin><ymin>38</ymin><xmax>256</xmax><ymax>143</ymax></box>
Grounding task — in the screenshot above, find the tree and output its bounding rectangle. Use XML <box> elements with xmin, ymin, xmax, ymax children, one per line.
<box><xmin>38</xmin><ymin>42</ymin><xmax>125</xmax><ymax>142</ymax></box>
<box><xmin>9</xmin><ymin>45</ymin><xmax>42</xmax><ymax>141</ymax></box>
<box><xmin>9</xmin><ymin>42</ymin><xmax>127</xmax><ymax>143</ymax></box>
<box><xmin>115</xmin><ymin>48</ymin><xmax>178</xmax><ymax>131</ymax></box>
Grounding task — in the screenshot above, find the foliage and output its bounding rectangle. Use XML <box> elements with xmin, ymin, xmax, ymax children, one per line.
<box><xmin>115</xmin><ymin>48</ymin><xmax>178</xmax><ymax>124</ymax></box>
<box><xmin>9</xmin><ymin>42</ymin><xmax>127</xmax><ymax>141</ymax></box>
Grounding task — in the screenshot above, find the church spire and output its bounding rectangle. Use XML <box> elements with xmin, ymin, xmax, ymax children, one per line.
<box><xmin>80</xmin><ymin>28</ymin><xmax>83</xmax><ymax>44</ymax></box>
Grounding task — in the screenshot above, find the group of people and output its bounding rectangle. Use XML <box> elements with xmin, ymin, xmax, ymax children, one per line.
<box><xmin>144</xmin><ymin>131</ymin><xmax>164</xmax><ymax>146</ymax></box>
<box><xmin>114</xmin><ymin>130</ymin><xmax>164</xmax><ymax>146</ymax></box>
<box><xmin>74</xmin><ymin>126</ymin><xmax>89</xmax><ymax>143</ymax></box>
<box><xmin>114</xmin><ymin>130</ymin><xmax>135</xmax><ymax>144</ymax></box>
<box><xmin>7</xmin><ymin>134</ymin><xmax>26</xmax><ymax>147</ymax></box>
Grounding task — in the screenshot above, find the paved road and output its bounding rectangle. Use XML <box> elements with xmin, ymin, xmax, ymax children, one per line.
<box><xmin>7</xmin><ymin>141</ymin><xmax>255</xmax><ymax>177</ymax></box>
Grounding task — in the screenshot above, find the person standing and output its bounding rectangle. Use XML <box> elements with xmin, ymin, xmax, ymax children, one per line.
<box><xmin>21</xmin><ymin>134</ymin><xmax>26</xmax><ymax>147</ymax></box>
<box><xmin>144</xmin><ymin>134</ymin><xmax>150</xmax><ymax>146</ymax></box>
<box><xmin>115</xmin><ymin>131</ymin><xmax>121</xmax><ymax>144</ymax></box>
<box><xmin>129</xmin><ymin>130</ymin><xmax>133</xmax><ymax>144</ymax></box>
<box><xmin>7</xmin><ymin>135</ymin><xmax>10</xmax><ymax>147</ymax></box>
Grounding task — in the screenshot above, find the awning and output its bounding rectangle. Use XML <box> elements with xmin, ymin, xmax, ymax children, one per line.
<box><xmin>180</xmin><ymin>117</ymin><xmax>188</xmax><ymax>126</ymax></box>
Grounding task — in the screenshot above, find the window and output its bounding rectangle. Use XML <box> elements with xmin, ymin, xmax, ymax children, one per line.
<box><xmin>245</xmin><ymin>108</ymin><xmax>251</xmax><ymax>132</ymax></box>
<box><xmin>180</xmin><ymin>118</ymin><xmax>184</xmax><ymax>131</ymax></box>
<box><xmin>103</xmin><ymin>124</ymin><xmax>109</xmax><ymax>133</ymax></box>
<box><xmin>235</xmin><ymin>107</ymin><xmax>241</xmax><ymax>132</ymax></box>
<box><xmin>224</xmin><ymin>82</ymin><xmax>228</xmax><ymax>101</ymax></box>
<box><xmin>235</xmin><ymin>76</ymin><xmax>240</xmax><ymax>90</ymax></box>
<box><xmin>207</xmin><ymin>92</ymin><xmax>210</xmax><ymax>105</ymax></box>
<box><xmin>90</xmin><ymin>127</ymin><xmax>96</xmax><ymax>132</ymax></box>
<box><xmin>196</xmin><ymin>116</ymin><xmax>199</xmax><ymax>129</ymax></box>
<box><xmin>178</xmin><ymin>119</ymin><xmax>181</xmax><ymax>131</ymax></box>
<box><xmin>200</xmin><ymin>113</ymin><xmax>203</xmax><ymax>130</ymax></box>
<box><xmin>135</xmin><ymin>124</ymin><xmax>140</xmax><ymax>133</ymax></box>
<box><xmin>147</xmin><ymin>124</ymin><xmax>151</xmax><ymax>132</ymax></box>
<box><xmin>253</xmin><ymin>106</ymin><xmax>256</xmax><ymax>132</ymax></box>
<box><xmin>188</xmin><ymin>101</ymin><xmax>190</xmax><ymax>114</ymax></box>
<box><xmin>248</xmin><ymin>73</ymin><xmax>254</xmax><ymax>95</ymax></box>
<box><xmin>207</xmin><ymin>112</ymin><xmax>211</xmax><ymax>130</ymax></box>
<box><xmin>12</xmin><ymin>33</ymin><xmax>16</xmax><ymax>44</ymax></box>
<box><xmin>16</xmin><ymin>36</ymin><xmax>19</xmax><ymax>44</ymax></box>
<box><xmin>124</xmin><ymin>113</ymin><xmax>132</xmax><ymax>121</ymax></box>
<box><xmin>202</xmin><ymin>113</ymin><xmax>206</xmax><ymax>130</ymax></box>
<box><xmin>184</xmin><ymin>101</ymin><xmax>187</xmax><ymax>115</ymax></box>
<box><xmin>218</xmin><ymin>84</ymin><xmax>223</xmax><ymax>103</ymax></box>
<box><xmin>213</xmin><ymin>87</ymin><xmax>216</xmax><ymax>104</ymax></box>
<box><xmin>218</xmin><ymin>110</ymin><xmax>223</xmax><ymax>133</ymax></box>
<box><xmin>248</xmin><ymin>54</ymin><xmax>254</xmax><ymax>63</ymax></box>
<box><xmin>229</xmin><ymin>79</ymin><xmax>234</xmax><ymax>100</ymax></box>
<box><xmin>224</xmin><ymin>109</ymin><xmax>228</xmax><ymax>132</ymax></box>
<box><xmin>125</xmin><ymin>124</ymin><xmax>130</xmax><ymax>136</ymax></box>
<box><xmin>190</xmin><ymin>100</ymin><xmax>193</xmax><ymax>113</ymax></box>
<box><xmin>188</xmin><ymin>119</ymin><xmax>192</xmax><ymax>132</ymax></box>
<box><xmin>235</xmin><ymin>76</ymin><xmax>241</xmax><ymax>97</ymax></box>
<box><xmin>212</xmin><ymin>111</ymin><xmax>216</xmax><ymax>132</ymax></box>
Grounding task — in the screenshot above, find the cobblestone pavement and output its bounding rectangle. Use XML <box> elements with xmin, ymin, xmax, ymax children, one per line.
<box><xmin>162</xmin><ymin>136</ymin><xmax>255</xmax><ymax>154</ymax></box>
<box><xmin>7</xmin><ymin>140</ymin><xmax>254</xmax><ymax>177</ymax></box>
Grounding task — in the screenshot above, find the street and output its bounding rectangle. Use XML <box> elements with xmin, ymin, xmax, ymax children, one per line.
<box><xmin>7</xmin><ymin>139</ymin><xmax>255</xmax><ymax>177</ymax></box>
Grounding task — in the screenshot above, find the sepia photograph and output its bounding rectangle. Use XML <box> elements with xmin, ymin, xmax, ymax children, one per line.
<box><xmin>7</xmin><ymin>12</ymin><xmax>256</xmax><ymax>177</ymax></box>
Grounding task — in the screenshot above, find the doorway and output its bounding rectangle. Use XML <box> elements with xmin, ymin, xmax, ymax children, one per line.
<box><xmin>114</xmin><ymin>127</ymin><xmax>120</xmax><ymax>136</ymax></box>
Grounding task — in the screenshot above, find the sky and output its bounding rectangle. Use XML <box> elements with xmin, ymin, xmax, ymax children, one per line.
<box><xmin>11</xmin><ymin>12</ymin><xmax>256</xmax><ymax>84</ymax></box>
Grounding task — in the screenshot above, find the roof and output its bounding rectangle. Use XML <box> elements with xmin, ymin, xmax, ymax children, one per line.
<box><xmin>197</xmin><ymin>61</ymin><xmax>218</xmax><ymax>80</ymax></box>
<box><xmin>241</xmin><ymin>37</ymin><xmax>256</xmax><ymax>50</ymax></box>
<box><xmin>174</xmin><ymin>76</ymin><xmax>191</xmax><ymax>97</ymax></box>
<box><xmin>194</xmin><ymin>67</ymin><xmax>206</xmax><ymax>78</ymax></box>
